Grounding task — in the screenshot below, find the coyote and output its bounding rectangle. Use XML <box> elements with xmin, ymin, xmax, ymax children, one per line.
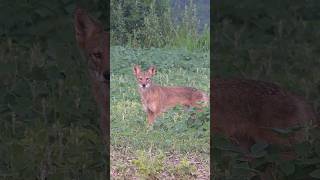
<box><xmin>212</xmin><ymin>78</ymin><xmax>317</xmax><ymax>151</ymax></box>
<box><xmin>74</xmin><ymin>7</ymin><xmax>109</xmax><ymax>143</ymax></box>
<box><xmin>133</xmin><ymin>65</ymin><xmax>208</xmax><ymax>125</ymax></box>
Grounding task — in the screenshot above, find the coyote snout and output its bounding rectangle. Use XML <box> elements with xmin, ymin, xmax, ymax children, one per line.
<box><xmin>133</xmin><ymin>65</ymin><xmax>208</xmax><ymax>125</ymax></box>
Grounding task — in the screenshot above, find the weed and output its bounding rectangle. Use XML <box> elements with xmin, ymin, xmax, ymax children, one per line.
<box><xmin>132</xmin><ymin>150</ymin><xmax>165</xmax><ymax>179</ymax></box>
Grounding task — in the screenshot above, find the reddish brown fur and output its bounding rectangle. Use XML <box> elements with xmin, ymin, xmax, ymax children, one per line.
<box><xmin>212</xmin><ymin>78</ymin><xmax>316</xmax><ymax>150</ymax></box>
<box><xmin>133</xmin><ymin>65</ymin><xmax>208</xmax><ymax>125</ymax></box>
<box><xmin>74</xmin><ymin>7</ymin><xmax>109</xmax><ymax>143</ymax></box>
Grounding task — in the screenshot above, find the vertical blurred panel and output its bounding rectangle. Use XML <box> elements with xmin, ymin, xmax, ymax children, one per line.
<box><xmin>212</xmin><ymin>0</ymin><xmax>320</xmax><ymax>179</ymax></box>
<box><xmin>0</xmin><ymin>0</ymin><xmax>110</xmax><ymax>179</ymax></box>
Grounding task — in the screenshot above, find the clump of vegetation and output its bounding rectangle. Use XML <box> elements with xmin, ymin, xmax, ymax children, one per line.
<box><xmin>168</xmin><ymin>157</ymin><xmax>197</xmax><ymax>178</ymax></box>
<box><xmin>132</xmin><ymin>150</ymin><xmax>165</xmax><ymax>179</ymax></box>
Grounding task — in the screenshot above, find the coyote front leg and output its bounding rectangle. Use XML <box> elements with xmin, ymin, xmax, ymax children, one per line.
<box><xmin>147</xmin><ymin>109</ymin><xmax>162</xmax><ymax>125</ymax></box>
<box><xmin>147</xmin><ymin>110</ymin><xmax>156</xmax><ymax>125</ymax></box>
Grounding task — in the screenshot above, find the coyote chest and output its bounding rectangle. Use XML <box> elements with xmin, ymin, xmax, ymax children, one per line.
<box><xmin>134</xmin><ymin>65</ymin><xmax>208</xmax><ymax>125</ymax></box>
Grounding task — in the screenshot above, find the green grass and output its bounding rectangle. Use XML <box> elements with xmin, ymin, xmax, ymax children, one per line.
<box><xmin>110</xmin><ymin>46</ymin><xmax>210</xmax><ymax>179</ymax></box>
<box><xmin>110</xmin><ymin>0</ymin><xmax>210</xmax><ymax>51</ymax></box>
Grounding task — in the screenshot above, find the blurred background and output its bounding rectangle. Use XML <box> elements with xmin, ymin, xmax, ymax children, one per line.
<box><xmin>0</xmin><ymin>0</ymin><xmax>108</xmax><ymax>179</ymax></box>
<box><xmin>212</xmin><ymin>0</ymin><xmax>320</xmax><ymax>179</ymax></box>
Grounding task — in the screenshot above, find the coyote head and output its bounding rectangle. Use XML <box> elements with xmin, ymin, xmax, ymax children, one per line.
<box><xmin>74</xmin><ymin>7</ymin><xmax>109</xmax><ymax>81</ymax></box>
<box><xmin>133</xmin><ymin>65</ymin><xmax>156</xmax><ymax>89</ymax></box>
<box><xmin>74</xmin><ymin>7</ymin><xmax>109</xmax><ymax>143</ymax></box>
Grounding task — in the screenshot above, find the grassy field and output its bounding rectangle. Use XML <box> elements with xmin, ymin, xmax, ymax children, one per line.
<box><xmin>110</xmin><ymin>46</ymin><xmax>210</xmax><ymax>179</ymax></box>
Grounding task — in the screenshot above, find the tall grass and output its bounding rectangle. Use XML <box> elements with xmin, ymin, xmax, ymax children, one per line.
<box><xmin>110</xmin><ymin>0</ymin><xmax>209</xmax><ymax>51</ymax></box>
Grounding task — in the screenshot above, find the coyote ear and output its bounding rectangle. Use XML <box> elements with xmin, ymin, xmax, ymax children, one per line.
<box><xmin>133</xmin><ymin>65</ymin><xmax>141</xmax><ymax>76</ymax></box>
<box><xmin>74</xmin><ymin>7</ymin><xmax>103</xmax><ymax>48</ymax></box>
<box><xmin>148</xmin><ymin>66</ymin><xmax>156</xmax><ymax>76</ymax></box>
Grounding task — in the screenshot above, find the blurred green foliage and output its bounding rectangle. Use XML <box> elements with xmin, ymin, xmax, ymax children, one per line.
<box><xmin>0</xmin><ymin>0</ymin><xmax>108</xmax><ymax>179</ymax></box>
<box><xmin>212</xmin><ymin>0</ymin><xmax>320</xmax><ymax>179</ymax></box>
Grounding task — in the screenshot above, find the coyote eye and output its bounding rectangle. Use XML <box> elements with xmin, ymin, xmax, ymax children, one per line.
<box><xmin>92</xmin><ymin>52</ymin><xmax>102</xmax><ymax>59</ymax></box>
<box><xmin>138</xmin><ymin>78</ymin><xmax>143</xmax><ymax>81</ymax></box>
<box><xmin>146</xmin><ymin>78</ymin><xmax>150</xmax><ymax>81</ymax></box>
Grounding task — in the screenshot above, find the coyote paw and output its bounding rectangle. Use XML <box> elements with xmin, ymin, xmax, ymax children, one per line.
<box><xmin>146</xmin><ymin>124</ymin><xmax>154</xmax><ymax>131</ymax></box>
